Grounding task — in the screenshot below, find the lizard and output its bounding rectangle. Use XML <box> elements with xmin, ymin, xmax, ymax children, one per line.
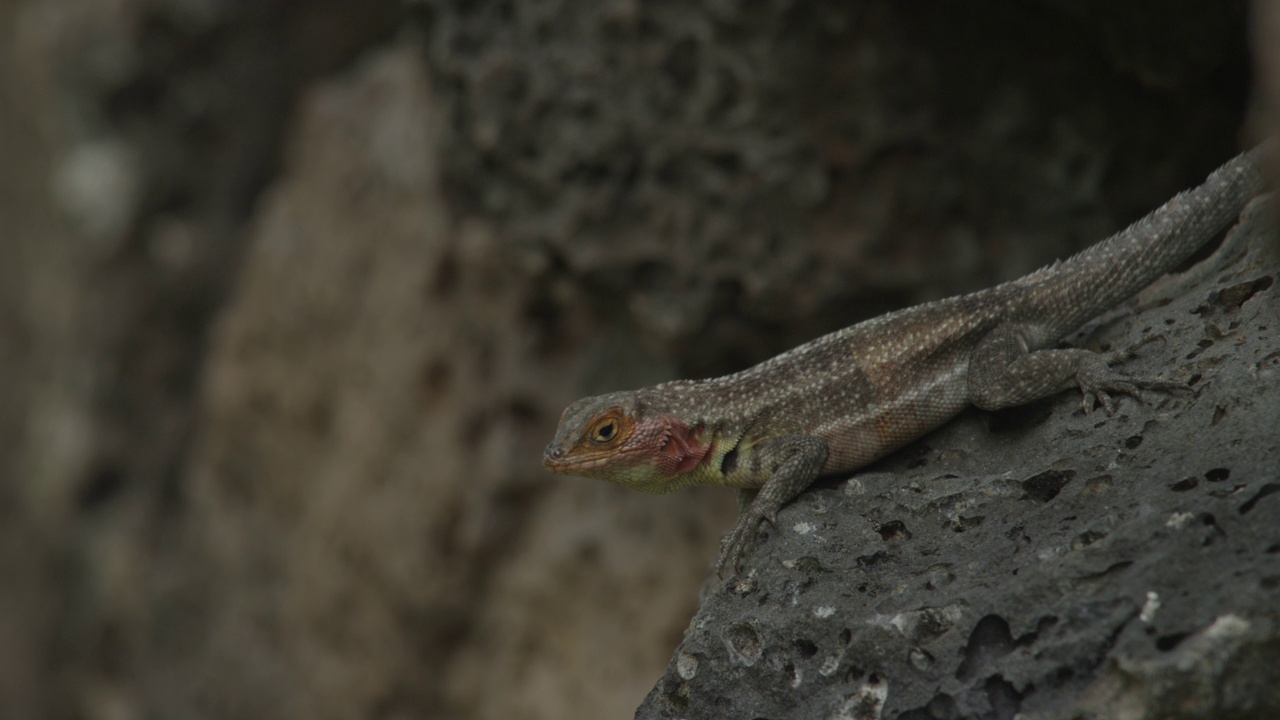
<box><xmin>542</xmin><ymin>144</ymin><xmax>1271</xmax><ymax>577</ymax></box>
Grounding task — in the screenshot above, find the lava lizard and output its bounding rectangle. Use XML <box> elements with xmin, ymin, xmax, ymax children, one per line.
<box><xmin>543</xmin><ymin>145</ymin><xmax>1270</xmax><ymax>577</ymax></box>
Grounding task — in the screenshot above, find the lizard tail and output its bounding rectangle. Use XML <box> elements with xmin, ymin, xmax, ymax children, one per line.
<box><xmin>1024</xmin><ymin>142</ymin><xmax>1272</xmax><ymax>339</ymax></box>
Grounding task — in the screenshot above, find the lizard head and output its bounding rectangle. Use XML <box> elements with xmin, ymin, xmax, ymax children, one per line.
<box><xmin>543</xmin><ymin>391</ymin><xmax>710</xmax><ymax>493</ymax></box>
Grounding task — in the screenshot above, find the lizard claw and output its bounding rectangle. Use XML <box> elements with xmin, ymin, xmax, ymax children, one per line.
<box><xmin>715</xmin><ymin>510</ymin><xmax>767</xmax><ymax>578</ymax></box>
<box><xmin>1077</xmin><ymin>354</ymin><xmax>1189</xmax><ymax>415</ymax></box>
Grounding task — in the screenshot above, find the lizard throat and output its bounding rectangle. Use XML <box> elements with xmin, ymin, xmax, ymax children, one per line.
<box><xmin>655</xmin><ymin>420</ymin><xmax>713</xmax><ymax>478</ymax></box>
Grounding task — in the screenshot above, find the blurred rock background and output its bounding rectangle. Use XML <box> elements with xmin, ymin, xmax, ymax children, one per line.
<box><xmin>0</xmin><ymin>1</ymin><xmax>1266</xmax><ymax>719</ymax></box>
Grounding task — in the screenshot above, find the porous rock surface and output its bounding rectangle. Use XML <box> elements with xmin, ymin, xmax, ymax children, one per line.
<box><xmin>414</xmin><ymin>0</ymin><xmax>1253</xmax><ymax>375</ymax></box>
<box><xmin>638</xmin><ymin>202</ymin><xmax>1280</xmax><ymax>719</ymax></box>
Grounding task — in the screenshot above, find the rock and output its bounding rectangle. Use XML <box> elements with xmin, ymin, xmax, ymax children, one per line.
<box><xmin>637</xmin><ymin>199</ymin><xmax>1280</xmax><ymax>719</ymax></box>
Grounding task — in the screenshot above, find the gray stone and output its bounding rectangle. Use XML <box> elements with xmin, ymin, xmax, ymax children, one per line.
<box><xmin>638</xmin><ymin>199</ymin><xmax>1280</xmax><ymax>719</ymax></box>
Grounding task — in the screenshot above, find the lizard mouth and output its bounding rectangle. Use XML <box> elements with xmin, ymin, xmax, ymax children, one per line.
<box><xmin>543</xmin><ymin>453</ymin><xmax>610</xmax><ymax>474</ymax></box>
<box><xmin>542</xmin><ymin>445</ymin><xmax>644</xmax><ymax>474</ymax></box>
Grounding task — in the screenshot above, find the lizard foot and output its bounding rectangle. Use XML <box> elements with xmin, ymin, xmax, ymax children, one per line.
<box><xmin>1076</xmin><ymin>353</ymin><xmax>1188</xmax><ymax>415</ymax></box>
<box><xmin>714</xmin><ymin>508</ymin><xmax>776</xmax><ymax>578</ymax></box>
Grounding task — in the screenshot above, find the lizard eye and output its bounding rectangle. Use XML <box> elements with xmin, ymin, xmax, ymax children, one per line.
<box><xmin>590</xmin><ymin>418</ymin><xmax>618</xmax><ymax>444</ymax></box>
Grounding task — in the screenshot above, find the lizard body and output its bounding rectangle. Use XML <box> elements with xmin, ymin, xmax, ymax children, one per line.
<box><xmin>544</xmin><ymin>146</ymin><xmax>1270</xmax><ymax>576</ymax></box>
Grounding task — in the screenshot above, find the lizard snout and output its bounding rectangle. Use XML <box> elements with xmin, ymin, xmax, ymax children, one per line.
<box><xmin>543</xmin><ymin>444</ymin><xmax>567</xmax><ymax>466</ymax></box>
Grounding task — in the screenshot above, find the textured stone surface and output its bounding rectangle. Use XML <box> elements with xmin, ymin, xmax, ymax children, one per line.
<box><xmin>414</xmin><ymin>0</ymin><xmax>1252</xmax><ymax>375</ymax></box>
<box><xmin>637</xmin><ymin>201</ymin><xmax>1280</xmax><ymax>719</ymax></box>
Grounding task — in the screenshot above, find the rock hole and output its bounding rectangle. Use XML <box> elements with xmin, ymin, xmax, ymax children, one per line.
<box><xmin>951</xmin><ymin>515</ymin><xmax>985</xmax><ymax>532</ymax></box>
<box><xmin>1022</xmin><ymin>469</ymin><xmax>1075</xmax><ymax>503</ymax></box>
<box><xmin>1205</xmin><ymin>468</ymin><xmax>1230</xmax><ymax>482</ymax></box>
<box><xmin>839</xmin><ymin>628</ymin><xmax>852</xmax><ymax>646</ymax></box>
<box><xmin>1209</xmin><ymin>484</ymin><xmax>1247</xmax><ymax>499</ymax></box>
<box><xmin>1211</xmin><ymin>405</ymin><xmax>1227</xmax><ymax>426</ymax></box>
<box><xmin>793</xmin><ymin>638</ymin><xmax>818</xmax><ymax>658</ymax></box>
<box><xmin>1216</xmin><ymin>276</ymin><xmax>1274</xmax><ymax>310</ymax></box>
<box><xmin>909</xmin><ymin>648</ymin><xmax>934</xmax><ymax>671</ymax></box>
<box><xmin>1083</xmin><ymin>475</ymin><xmax>1113</xmax><ymax>494</ymax></box>
<box><xmin>1124</xmin><ymin>435</ymin><xmax>1143</xmax><ymax>449</ymax></box>
<box><xmin>1073</xmin><ymin>529</ymin><xmax>1106</xmax><ymax>549</ymax></box>
<box><xmin>1035</xmin><ymin>616</ymin><xmax>1059</xmax><ymax>635</ymax></box>
<box><xmin>898</xmin><ymin>694</ymin><xmax>957</xmax><ymax>720</ymax></box>
<box><xmin>1045</xmin><ymin>669</ymin><xmax>1079</xmax><ymax>693</ymax></box>
<box><xmin>1155</xmin><ymin>632</ymin><xmax>1189</xmax><ymax>652</ymax></box>
<box><xmin>924</xmin><ymin>565</ymin><xmax>956</xmax><ymax>590</ymax></box>
<box><xmin>875</xmin><ymin>520</ymin><xmax>911</xmax><ymax>541</ymax></box>
<box><xmin>1187</xmin><ymin>372</ymin><xmax>1202</xmax><ymax>386</ymax></box>
<box><xmin>663</xmin><ymin>680</ymin><xmax>690</xmax><ymax>710</ymax></box>
<box><xmin>1267</xmin><ymin>543</ymin><xmax>1280</xmax><ymax>554</ymax></box>
<box><xmin>985</xmin><ymin>675</ymin><xmax>1023</xmax><ymax>720</ymax></box>
<box><xmin>1199</xmin><ymin>513</ymin><xmax>1226</xmax><ymax>546</ymax></box>
<box><xmin>1169</xmin><ymin>477</ymin><xmax>1198</xmax><ymax>492</ymax></box>
<box><xmin>857</xmin><ymin>551</ymin><xmax>888</xmax><ymax>568</ymax></box>
<box><xmin>1239</xmin><ymin>484</ymin><xmax>1280</xmax><ymax>515</ymax></box>
<box><xmin>956</xmin><ymin>615</ymin><xmax>1014</xmax><ymax>681</ymax></box>
<box><xmin>1185</xmin><ymin>339</ymin><xmax>1214</xmax><ymax>360</ymax></box>
<box><xmin>723</xmin><ymin>623</ymin><xmax>763</xmax><ymax>664</ymax></box>
<box><xmin>784</xmin><ymin>660</ymin><xmax>799</xmax><ymax>688</ymax></box>
<box><xmin>1006</xmin><ymin>524</ymin><xmax>1030</xmax><ymax>545</ymax></box>
<box><xmin>1261</xmin><ymin>576</ymin><xmax>1280</xmax><ymax>590</ymax></box>
<box><xmin>1078</xmin><ymin>560</ymin><xmax>1133</xmax><ymax>580</ymax></box>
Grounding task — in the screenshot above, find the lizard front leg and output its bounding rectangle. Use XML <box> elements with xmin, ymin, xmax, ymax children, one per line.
<box><xmin>716</xmin><ymin>435</ymin><xmax>828</xmax><ymax>577</ymax></box>
<box><xmin>967</xmin><ymin>324</ymin><xmax>1185</xmax><ymax>414</ymax></box>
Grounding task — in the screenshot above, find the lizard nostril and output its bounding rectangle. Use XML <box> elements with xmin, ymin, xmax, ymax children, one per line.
<box><xmin>545</xmin><ymin>446</ymin><xmax>564</xmax><ymax>460</ymax></box>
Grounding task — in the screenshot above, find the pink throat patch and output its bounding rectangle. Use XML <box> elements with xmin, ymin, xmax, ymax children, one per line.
<box><xmin>656</xmin><ymin>419</ymin><xmax>711</xmax><ymax>477</ymax></box>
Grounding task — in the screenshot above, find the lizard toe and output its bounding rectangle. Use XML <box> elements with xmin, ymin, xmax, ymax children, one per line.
<box><xmin>1075</xmin><ymin>352</ymin><xmax>1190</xmax><ymax>415</ymax></box>
<box><xmin>716</xmin><ymin>510</ymin><xmax>768</xmax><ymax>578</ymax></box>
<box><xmin>1081</xmin><ymin>388</ymin><xmax>1117</xmax><ymax>415</ymax></box>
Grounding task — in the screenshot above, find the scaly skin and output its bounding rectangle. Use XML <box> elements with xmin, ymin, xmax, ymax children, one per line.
<box><xmin>543</xmin><ymin>145</ymin><xmax>1270</xmax><ymax>577</ymax></box>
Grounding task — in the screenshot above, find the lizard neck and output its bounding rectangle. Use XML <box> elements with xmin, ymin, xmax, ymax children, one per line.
<box><xmin>625</xmin><ymin>384</ymin><xmax>763</xmax><ymax>490</ymax></box>
<box><xmin>654</xmin><ymin>418</ymin><xmax>713</xmax><ymax>477</ymax></box>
